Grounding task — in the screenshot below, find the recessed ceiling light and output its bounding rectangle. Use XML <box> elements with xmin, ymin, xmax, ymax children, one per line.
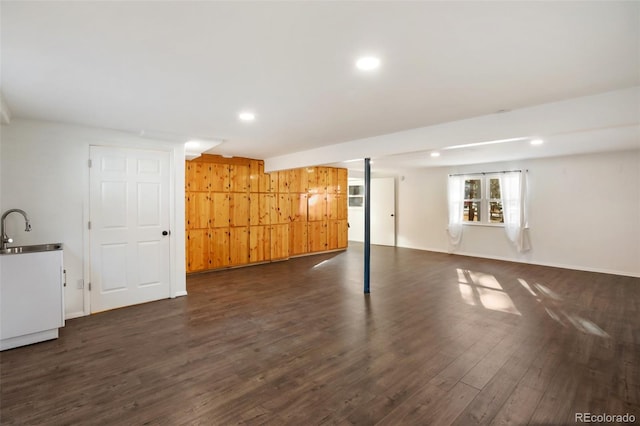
<box><xmin>185</xmin><ymin>140</ymin><xmax>200</xmax><ymax>149</ymax></box>
<box><xmin>430</xmin><ymin>152</ymin><xmax>441</xmax><ymax>157</ymax></box>
<box><xmin>530</xmin><ymin>138</ymin><xmax>544</xmax><ymax>146</ymax></box>
<box><xmin>356</xmin><ymin>56</ymin><xmax>380</xmax><ymax>71</ymax></box>
<box><xmin>238</xmin><ymin>111</ymin><xmax>255</xmax><ymax>122</ymax></box>
<box><xmin>444</xmin><ymin>137</ymin><xmax>529</xmax><ymax>150</ymax></box>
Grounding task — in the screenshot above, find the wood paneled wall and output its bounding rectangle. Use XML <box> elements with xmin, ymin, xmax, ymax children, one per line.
<box><xmin>186</xmin><ymin>155</ymin><xmax>348</xmax><ymax>273</ymax></box>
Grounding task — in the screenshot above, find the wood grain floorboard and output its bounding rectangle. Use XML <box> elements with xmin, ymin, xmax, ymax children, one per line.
<box><xmin>1</xmin><ymin>244</ymin><xmax>639</xmax><ymax>425</ymax></box>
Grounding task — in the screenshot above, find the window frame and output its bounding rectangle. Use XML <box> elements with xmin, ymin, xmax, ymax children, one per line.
<box><xmin>348</xmin><ymin>184</ymin><xmax>364</xmax><ymax>208</ymax></box>
<box><xmin>462</xmin><ymin>174</ymin><xmax>504</xmax><ymax>227</ymax></box>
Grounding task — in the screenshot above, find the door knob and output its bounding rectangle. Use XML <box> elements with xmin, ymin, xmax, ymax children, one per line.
<box><xmin>390</xmin><ymin>214</ymin><xmax>395</xmax><ymax>217</ymax></box>
<box><xmin>162</xmin><ymin>230</ymin><xmax>170</xmax><ymax>236</ymax></box>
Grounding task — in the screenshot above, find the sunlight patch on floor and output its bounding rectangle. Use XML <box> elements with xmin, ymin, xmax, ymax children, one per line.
<box><xmin>517</xmin><ymin>278</ymin><xmax>537</xmax><ymax>296</ymax></box>
<box><xmin>456</xmin><ymin>268</ymin><xmax>520</xmax><ymax>315</ymax></box>
<box><xmin>476</xmin><ymin>287</ymin><xmax>521</xmax><ymax>315</ymax></box>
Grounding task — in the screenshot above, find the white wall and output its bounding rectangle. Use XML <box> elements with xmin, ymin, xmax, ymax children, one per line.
<box><xmin>0</xmin><ymin>119</ymin><xmax>186</xmax><ymax>318</ymax></box>
<box><xmin>393</xmin><ymin>150</ymin><xmax>640</xmax><ymax>277</ymax></box>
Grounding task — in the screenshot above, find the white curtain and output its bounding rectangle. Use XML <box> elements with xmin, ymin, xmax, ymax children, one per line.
<box><xmin>447</xmin><ymin>175</ymin><xmax>465</xmax><ymax>250</ymax></box>
<box><xmin>500</xmin><ymin>171</ymin><xmax>530</xmax><ymax>252</ymax></box>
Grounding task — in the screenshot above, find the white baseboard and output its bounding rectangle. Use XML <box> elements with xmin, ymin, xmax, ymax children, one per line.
<box><xmin>417</xmin><ymin>247</ymin><xmax>640</xmax><ymax>278</ymax></box>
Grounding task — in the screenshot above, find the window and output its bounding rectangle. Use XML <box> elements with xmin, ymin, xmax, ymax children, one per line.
<box><xmin>348</xmin><ymin>185</ymin><xmax>364</xmax><ymax>207</ymax></box>
<box><xmin>463</xmin><ymin>175</ymin><xmax>503</xmax><ymax>224</ymax></box>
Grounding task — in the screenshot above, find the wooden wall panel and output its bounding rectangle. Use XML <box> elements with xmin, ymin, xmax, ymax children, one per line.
<box><xmin>325</xmin><ymin>167</ymin><xmax>348</xmax><ymax>194</ymax></box>
<box><xmin>230</xmin><ymin>193</ymin><xmax>249</xmax><ymax>227</ymax></box>
<box><xmin>249</xmin><ymin>225</ymin><xmax>271</xmax><ymax>263</ymax></box>
<box><xmin>187</xmin><ymin>229</ymin><xmax>209</xmax><ymax>272</ymax></box>
<box><xmin>210</xmin><ymin>193</ymin><xmax>230</xmax><ymax>228</ymax></box>
<box><xmin>327</xmin><ymin>194</ymin><xmax>347</xmax><ymax>221</ymax></box>
<box><xmin>230</xmin><ymin>164</ymin><xmax>250</xmax><ymax>192</ymax></box>
<box><xmin>308</xmin><ymin>221</ymin><xmax>327</xmax><ymax>252</ymax></box>
<box><xmin>187</xmin><ymin>192</ymin><xmax>210</xmax><ymax>229</ymax></box>
<box><xmin>250</xmin><ymin>193</ymin><xmax>272</xmax><ymax>226</ymax></box>
<box><xmin>328</xmin><ymin>220</ymin><xmax>348</xmax><ymax>250</ymax></box>
<box><xmin>210</xmin><ymin>228</ymin><xmax>230</xmax><ymax>268</ymax></box>
<box><xmin>270</xmin><ymin>224</ymin><xmax>289</xmax><ymax>260</ymax></box>
<box><xmin>270</xmin><ymin>193</ymin><xmax>290</xmax><ymax>224</ymax></box>
<box><xmin>307</xmin><ymin>167</ymin><xmax>327</xmax><ymax>193</ymax></box>
<box><xmin>278</xmin><ymin>170</ymin><xmax>289</xmax><ymax>193</ymax></box>
<box><xmin>229</xmin><ymin>227</ymin><xmax>249</xmax><ymax>266</ymax></box>
<box><xmin>249</xmin><ymin>160</ymin><xmax>271</xmax><ymax>193</ymax></box>
<box><xmin>288</xmin><ymin>169</ymin><xmax>308</xmax><ymax>193</ymax></box>
<box><xmin>187</xmin><ymin>163</ymin><xmax>210</xmax><ymax>191</ymax></box>
<box><xmin>336</xmin><ymin>219</ymin><xmax>348</xmax><ymax>248</ymax></box>
<box><xmin>308</xmin><ymin>193</ymin><xmax>327</xmax><ymax>222</ymax></box>
<box><xmin>210</xmin><ymin>164</ymin><xmax>230</xmax><ymax>192</ymax></box>
<box><xmin>269</xmin><ymin>172</ymin><xmax>278</xmax><ymax>193</ymax></box>
<box><xmin>186</xmin><ymin>156</ymin><xmax>347</xmax><ymax>273</ymax></box>
<box><xmin>326</xmin><ymin>168</ymin><xmax>338</xmax><ymax>194</ymax></box>
<box><xmin>337</xmin><ymin>168</ymin><xmax>348</xmax><ymax>193</ymax></box>
<box><xmin>289</xmin><ymin>222</ymin><xmax>308</xmax><ymax>256</ymax></box>
<box><xmin>289</xmin><ymin>193</ymin><xmax>308</xmax><ymax>222</ymax></box>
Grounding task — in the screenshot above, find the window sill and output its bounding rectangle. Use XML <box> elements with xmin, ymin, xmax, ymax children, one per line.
<box><xmin>462</xmin><ymin>223</ymin><xmax>531</xmax><ymax>230</ymax></box>
<box><xmin>463</xmin><ymin>222</ymin><xmax>505</xmax><ymax>228</ymax></box>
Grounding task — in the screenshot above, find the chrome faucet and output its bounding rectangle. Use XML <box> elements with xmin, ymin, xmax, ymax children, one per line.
<box><xmin>1</xmin><ymin>209</ymin><xmax>32</xmax><ymax>250</ymax></box>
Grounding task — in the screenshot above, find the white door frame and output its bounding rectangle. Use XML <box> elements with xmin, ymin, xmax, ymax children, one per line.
<box><xmin>82</xmin><ymin>144</ymin><xmax>182</xmax><ymax>315</ymax></box>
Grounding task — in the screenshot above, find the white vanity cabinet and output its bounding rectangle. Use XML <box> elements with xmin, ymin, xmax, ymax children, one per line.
<box><xmin>0</xmin><ymin>248</ymin><xmax>65</xmax><ymax>350</ymax></box>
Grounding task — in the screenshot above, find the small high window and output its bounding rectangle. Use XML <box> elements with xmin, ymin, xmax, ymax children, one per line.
<box><xmin>348</xmin><ymin>185</ymin><xmax>364</xmax><ymax>207</ymax></box>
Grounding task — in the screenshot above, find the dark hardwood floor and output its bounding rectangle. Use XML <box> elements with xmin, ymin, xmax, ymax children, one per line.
<box><xmin>1</xmin><ymin>244</ymin><xmax>639</xmax><ymax>425</ymax></box>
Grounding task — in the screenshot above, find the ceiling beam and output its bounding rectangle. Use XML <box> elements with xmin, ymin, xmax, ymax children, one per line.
<box><xmin>264</xmin><ymin>87</ymin><xmax>640</xmax><ymax>173</ymax></box>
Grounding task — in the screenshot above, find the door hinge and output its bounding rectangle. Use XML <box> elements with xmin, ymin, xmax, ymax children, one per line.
<box><xmin>88</xmin><ymin>159</ymin><xmax>92</xmax><ymax>168</ymax></box>
<box><xmin>88</xmin><ymin>282</ymin><xmax>91</xmax><ymax>291</ymax></box>
<box><xmin>88</xmin><ymin>221</ymin><xmax>92</xmax><ymax>230</ymax></box>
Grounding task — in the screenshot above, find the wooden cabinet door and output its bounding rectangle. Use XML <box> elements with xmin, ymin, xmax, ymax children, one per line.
<box><xmin>289</xmin><ymin>193</ymin><xmax>308</xmax><ymax>222</ymax></box>
<box><xmin>210</xmin><ymin>163</ymin><xmax>230</xmax><ymax>192</ymax></box>
<box><xmin>250</xmin><ymin>193</ymin><xmax>272</xmax><ymax>226</ymax></box>
<box><xmin>277</xmin><ymin>170</ymin><xmax>290</xmax><ymax>193</ymax></box>
<box><xmin>270</xmin><ymin>224</ymin><xmax>289</xmax><ymax>260</ymax></box>
<box><xmin>230</xmin><ymin>193</ymin><xmax>249</xmax><ymax>227</ymax></box>
<box><xmin>229</xmin><ymin>227</ymin><xmax>249</xmax><ymax>266</ymax></box>
<box><xmin>325</xmin><ymin>167</ymin><xmax>348</xmax><ymax>193</ymax></box>
<box><xmin>210</xmin><ymin>228</ymin><xmax>230</xmax><ymax>268</ymax></box>
<box><xmin>270</xmin><ymin>193</ymin><xmax>290</xmax><ymax>224</ymax></box>
<box><xmin>326</xmin><ymin>168</ymin><xmax>338</xmax><ymax>194</ymax></box>
<box><xmin>269</xmin><ymin>172</ymin><xmax>278</xmax><ymax>193</ymax></box>
<box><xmin>230</xmin><ymin>164</ymin><xmax>250</xmax><ymax>192</ymax></box>
<box><xmin>288</xmin><ymin>168</ymin><xmax>308</xmax><ymax>193</ymax></box>
<box><xmin>211</xmin><ymin>193</ymin><xmax>230</xmax><ymax>228</ymax></box>
<box><xmin>328</xmin><ymin>220</ymin><xmax>348</xmax><ymax>250</ymax></box>
<box><xmin>249</xmin><ymin>225</ymin><xmax>271</xmax><ymax>263</ymax></box>
<box><xmin>307</xmin><ymin>167</ymin><xmax>327</xmax><ymax>193</ymax></box>
<box><xmin>337</xmin><ymin>168</ymin><xmax>348</xmax><ymax>193</ymax></box>
<box><xmin>308</xmin><ymin>221</ymin><xmax>327</xmax><ymax>252</ymax></box>
<box><xmin>327</xmin><ymin>194</ymin><xmax>347</xmax><ymax>221</ymax></box>
<box><xmin>308</xmin><ymin>193</ymin><xmax>327</xmax><ymax>222</ymax></box>
<box><xmin>187</xmin><ymin>162</ymin><xmax>210</xmax><ymax>191</ymax></box>
<box><xmin>337</xmin><ymin>219</ymin><xmax>348</xmax><ymax>248</ymax></box>
<box><xmin>187</xmin><ymin>229</ymin><xmax>210</xmax><ymax>272</ymax></box>
<box><xmin>187</xmin><ymin>192</ymin><xmax>210</xmax><ymax>229</ymax></box>
<box><xmin>289</xmin><ymin>222</ymin><xmax>308</xmax><ymax>256</ymax></box>
<box><xmin>248</xmin><ymin>160</ymin><xmax>271</xmax><ymax>193</ymax></box>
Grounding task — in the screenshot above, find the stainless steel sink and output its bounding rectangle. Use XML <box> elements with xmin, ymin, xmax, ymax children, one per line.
<box><xmin>0</xmin><ymin>243</ymin><xmax>63</xmax><ymax>255</ymax></box>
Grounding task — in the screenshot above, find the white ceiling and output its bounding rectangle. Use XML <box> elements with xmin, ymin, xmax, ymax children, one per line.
<box><xmin>1</xmin><ymin>1</ymin><xmax>639</xmax><ymax>167</ymax></box>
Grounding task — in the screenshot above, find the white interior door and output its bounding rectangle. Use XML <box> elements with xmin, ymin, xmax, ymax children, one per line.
<box><xmin>348</xmin><ymin>177</ymin><xmax>396</xmax><ymax>245</ymax></box>
<box><xmin>89</xmin><ymin>146</ymin><xmax>171</xmax><ymax>313</ymax></box>
<box><xmin>370</xmin><ymin>177</ymin><xmax>396</xmax><ymax>246</ymax></box>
